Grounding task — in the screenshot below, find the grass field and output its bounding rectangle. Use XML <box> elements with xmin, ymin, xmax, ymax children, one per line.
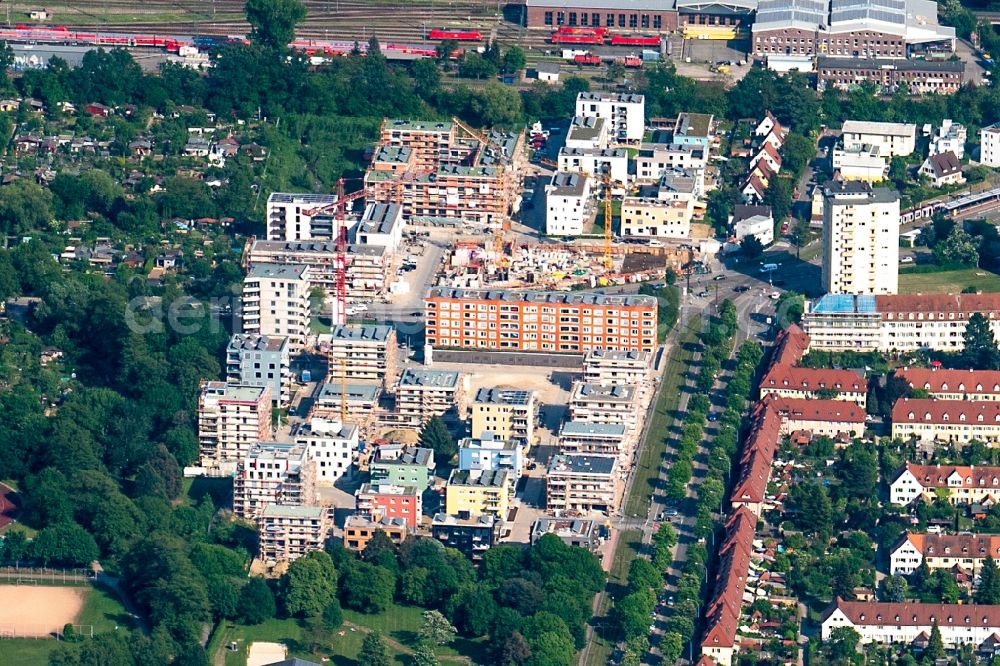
<box><xmin>898</xmin><ymin>267</ymin><xmax>1000</xmax><ymax>294</ymax></box>
<box><xmin>208</xmin><ymin>603</ymin><xmax>485</xmax><ymax>666</ymax></box>
<box><xmin>624</xmin><ymin>314</ymin><xmax>702</xmax><ymax>517</ymax></box>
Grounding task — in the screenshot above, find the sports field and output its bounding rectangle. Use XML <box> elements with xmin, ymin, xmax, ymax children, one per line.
<box><xmin>0</xmin><ymin>585</ymin><xmax>86</xmax><ymax>637</ymax></box>
<box><xmin>898</xmin><ymin>268</ymin><xmax>1000</xmax><ymax>294</ymax></box>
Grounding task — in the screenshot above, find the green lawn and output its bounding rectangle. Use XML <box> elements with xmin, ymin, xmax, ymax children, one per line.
<box><xmin>624</xmin><ymin>314</ymin><xmax>702</xmax><ymax>517</ymax></box>
<box><xmin>0</xmin><ymin>638</ymin><xmax>60</xmax><ymax>664</ymax></box>
<box><xmin>77</xmin><ymin>582</ymin><xmax>135</xmax><ymax>634</ymax></box>
<box><xmin>209</xmin><ymin>604</ymin><xmax>485</xmax><ymax>666</ymax></box>
<box><xmin>898</xmin><ymin>267</ymin><xmax>1000</xmax><ymax>294</ymax></box>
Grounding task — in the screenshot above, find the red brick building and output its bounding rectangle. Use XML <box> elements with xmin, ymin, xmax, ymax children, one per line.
<box><xmin>525</xmin><ymin>0</ymin><xmax>678</xmax><ymax>32</ymax></box>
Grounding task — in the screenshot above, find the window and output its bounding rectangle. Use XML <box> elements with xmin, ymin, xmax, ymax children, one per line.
<box><xmin>641</xmin><ymin>14</ymin><xmax>650</xmax><ymax>28</ymax></box>
<box><xmin>592</xmin><ymin>12</ymin><xmax>600</xmax><ymax>26</ymax></box>
<box><xmin>557</xmin><ymin>11</ymin><xmax>565</xmax><ymax>25</ymax></box>
<box><xmin>629</xmin><ymin>13</ymin><xmax>638</xmax><ymax>28</ymax></box>
<box><xmin>654</xmin><ymin>15</ymin><xmax>662</xmax><ymax>29</ymax></box>
<box><xmin>569</xmin><ymin>11</ymin><xmax>577</xmax><ymax>25</ymax></box>
<box><xmin>618</xmin><ymin>13</ymin><xmax>625</xmax><ymax>27</ymax></box>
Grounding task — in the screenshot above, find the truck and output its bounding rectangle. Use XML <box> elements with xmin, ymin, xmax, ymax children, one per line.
<box><xmin>300</xmin><ymin>369</ymin><xmax>312</xmax><ymax>383</ymax></box>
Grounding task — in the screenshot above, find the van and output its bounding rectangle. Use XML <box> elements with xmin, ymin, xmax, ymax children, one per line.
<box><xmin>759</xmin><ymin>263</ymin><xmax>778</xmax><ymax>273</ymax></box>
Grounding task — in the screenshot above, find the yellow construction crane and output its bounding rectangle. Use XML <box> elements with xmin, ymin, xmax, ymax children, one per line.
<box><xmin>602</xmin><ymin>170</ymin><xmax>614</xmax><ymax>271</ymax></box>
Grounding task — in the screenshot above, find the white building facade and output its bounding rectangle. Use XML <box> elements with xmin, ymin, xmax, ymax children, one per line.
<box><xmin>821</xmin><ymin>181</ymin><xmax>900</xmax><ymax>295</ymax></box>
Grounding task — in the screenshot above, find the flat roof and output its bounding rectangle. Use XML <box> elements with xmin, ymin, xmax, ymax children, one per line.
<box><xmin>432</xmin><ymin>512</ymin><xmax>495</xmax><ymax>527</ymax></box>
<box><xmin>567</xmin><ymin>115</ymin><xmax>606</xmax><ymax>141</ymax></box>
<box><xmin>372</xmin><ymin>146</ymin><xmax>412</xmax><ymax>164</ymax></box>
<box><xmin>399</xmin><ymin>367</ymin><xmax>460</xmax><ymax>389</ymax></box>
<box><xmin>359</xmin><ymin>482</ymin><xmax>419</xmax><ymax>496</ymax></box>
<box><xmin>329</xmin><ymin>325</ymin><xmax>393</xmax><ymax>342</ymax></box>
<box><xmin>201</xmin><ymin>381</ymin><xmax>268</xmax><ymax>403</ymax></box>
<box><xmin>577</xmin><ymin>91</ymin><xmax>644</xmax><ymax>104</ymax></box>
<box><xmin>823</xmin><ymin>180</ymin><xmax>899</xmax><ymax>204</ymax></box>
<box><xmin>810</xmin><ymin>293</ymin><xmax>878</xmax><ymax>314</ymax></box>
<box><xmin>268</xmin><ymin>192</ymin><xmax>337</xmax><ymax>205</ymax></box>
<box><xmin>384</xmin><ymin>119</ymin><xmax>453</xmax><ymax>133</ymax></box>
<box><xmin>573</xmin><ymin>382</ymin><xmax>637</xmax><ymax>402</ymax></box>
<box><xmin>549</xmin><ymin>453</ymin><xmax>616</xmax><ymax>475</ymax></box>
<box><xmin>260</xmin><ymin>504</ymin><xmax>326</xmax><ymax>519</ymax></box>
<box><xmin>247</xmin><ymin>263</ymin><xmax>308</xmax><ymax>280</ymax></box>
<box><xmin>560</xmin><ymin>147</ymin><xmax>628</xmax><ymax>158</ymax></box>
<box><xmin>228</xmin><ymin>333</ymin><xmax>288</xmax><ymax>353</ymax></box>
<box><xmin>585</xmin><ymin>349</ymin><xmax>651</xmax><ymax>362</ymax></box>
<box><xmin>549</xmin><ymin>172</ymin><xmax>589</xmax><ymax>197</ymax></box>
<box><xmin>448</xmin><ymin>469</ymin><xmax>509</xmax><ymax>487</ymax></box>
<box><xmin>246</xmin><ymin>441</ymin><xmax>308</xmax><ymax>460</ymax></box>
<box><xmin>530</xmin><ymin>0</ymin><xmax>675</xmax><ymax>7</ymax></box>
<box><xmin>317</xmin><ymin>381</ymin><xmax>381</xmax><ymax>402</ymax></box>
<box><xmin>560</xmin><ymin>421</ymin><xmax>628</xmax><ymax>437</ymax></box>
<box><xmin>842</xmin><ymin>120</ymin><xmax>916</xmax><ymax>137</ymax></box>
<box><xmin>817</xmin><ymin>56</ymin><xmax>965</xmax><ymax>73</ymax></box>
<box><xmin>474</xmin><ymin>387</ymin><xmax>533</xmax><ymax>405</ymax></box>
<box><xmin>675</xmin><ymin>112</ymin><xmax>714</xmax><ymax>139</ymax></box>
<box><xmin>428</xmin><ymin>287</ymin><xmax>657</xmax><ymax>308</ymax></box>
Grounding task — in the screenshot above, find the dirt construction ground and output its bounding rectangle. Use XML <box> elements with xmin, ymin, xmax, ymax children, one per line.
<box><xmin>0</xmin><ymin>585</ymin><xmax>86</xmax><ymax>637</ymax></box>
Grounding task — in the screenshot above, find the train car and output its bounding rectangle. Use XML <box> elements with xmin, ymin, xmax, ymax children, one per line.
<box><xmin>427</xmin><ymin>28</ymin><xmax>482</xmax><ymax>42</ymax></box>
<box><xmin>573</xmin><ymin>53</ymin><xmax>602</xmax><ymax>65</ymax></box>
<box><xmin>610</xmin><ymin>34</ymin><xmax>660</xmax><ymax>47</ymax></box>
<box><xmin>556</xmin><ymin>26</ymin><xmax>609</xmax><ymax>38</ymax></box>
<box><xmin>551</xmin><ymin>32</ymin><xmax>603</xmax><ymax>45</ymax></box>
<box><xmin>623</xmin><ymin>55</ymin><xmax>642</xmax><ymax>67</ymax></box>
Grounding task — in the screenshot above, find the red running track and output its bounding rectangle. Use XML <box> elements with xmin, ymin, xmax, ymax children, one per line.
<box><xmin>0</xmin><ymin>483</ymin><xmax>20</xmax><ymax>529</ymax></box>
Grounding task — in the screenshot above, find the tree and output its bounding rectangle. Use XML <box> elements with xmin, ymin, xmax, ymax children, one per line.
<box><xmin>740</xmin><ymin>234</ymin><xmax>765</xmax><ymax>259</ymax></box>
<box><xmin>237</xmin><ymin>578</ymin><xmax>275</xmax><ymax>625</ymax></box>
<box><xmin>926</xmin><ymin>621</ymin><xmax>945</xmax><ymax>660</ymax></box>
<box><xmin>763</xmin><ymin>176</ymin><xmax>793</xmax><ymax>223</ymax></box>
<box><xmin>245</xmin><ymin>0</ymin><xmax>307</xmax><ymax>50</ymax></box>
<box><xmin>934</xmin><ymin>226</ymin><xmax>980</xmax><ymax>267</ymax></box>
<box><xmin>0</xmin><ymin>179</ymin><xmax>54</xmax><ymax>235</ymax></box>
<box><xmin>30</xmin><ymin>522</ymin><xmax>99</xmax><ymax>566</ymax></box>
<box><xmin>626</xmin><ymin>558</ymin><xmax>661</xmax><ymax>593</ymax></box>
<box><xmin>283</xmin><ymin>551</ymin><xmax>338</xmax><ymax>618</ymax></box>
<box><xmin>878</xmin><ymin>575</ymin><xmax>908</xmax><ymax>603</ymax></box>
<box><xmin>341</xmin><ymin>561</ymin><xmax>395</xmax><ymax>613</ymax></box>
<box><xmin>962</xmin><ymin>313</ymin><xmax>1000</xmax><ymax>370</ymax></box>
<box><xmin>419</xmin><ymin>416</ymin><xmax>456</xmax><ymax>461</ymax></box>
<box><xmin>978</xmin><ymin>556</ymin><xmax>1000</xmax><ymax>604</ymax></box>
<box><xmin>497</xmin><ymin>631</ymin><xmax>532</xmax><ymax>665</ymax></box>
<box><xmin>781</xmin><ymin>132</ymin><xmax>815</xmax><ymax>176</ymax></box>
<box><xmin>827</xmin><ymin>626</ymin><xmax>860</xmax><ymax>661</ymax></box>
<box><xmin>358</xmin><ymin>630</ymin><xmax>391</xmax><ymax>666</ymax></box>
<box><xmin>420</xmin><ymin>610</ymin><xmax>457</xmax><ymax>646</ymax></box>
<box><xmin>502</xmin><ymin>46</ymin><xmax>526</xmax><ymax>74</ymax></box>
<box><xmin>322</xmin><ymin>598</ymin><xmax>343</xmax><ymax>630</ymax></box>
<box><xmin>411</xmin><ymin>643</ymin><xmax>441</xmax><ymax>666</ymax></box>
<box><xmin>467</xmin><ymin>82</ymin><xmax>523</xmax><ymax>127</ymax></box>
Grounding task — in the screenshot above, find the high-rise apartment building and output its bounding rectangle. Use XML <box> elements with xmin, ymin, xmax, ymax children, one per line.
<box><xmin>197</xmin><ymin>381</ymin><xmax>272</xmax><ymax>468</ymax></box>
<box><xmin>821</xmin><ymin>181</ymin><xmax>900</xmax><ymax>295</ymax></box>
<box><xmin>242</xmin><ymin>263</ymin><xmax>312</xmax><ymax>353</ymax></box>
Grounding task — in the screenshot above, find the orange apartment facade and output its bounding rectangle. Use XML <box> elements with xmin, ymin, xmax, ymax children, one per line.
<box><xmin>425</xmin><ymin>288</ymin><xmax>658</xmax><ymax>353</ymax></box>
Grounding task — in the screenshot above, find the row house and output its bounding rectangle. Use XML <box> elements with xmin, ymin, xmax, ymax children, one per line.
<box><xmin>889</xmin><ymin>463</ymin><xmax>1000</xmax><ymax>506</ymax></box>
<box><xmin>764</xmin><ymin>394</ymin><xmax>866</xmax><ymax>440</ymax></box>
<box><xmin>894</xmin><ymin>368</ymin><xmax>1000</xmax><ymax>402</ymax></box>
<box><xmin>890</xmin><ymin>532</ymin><xmax>1000</xmax><ymax>576</ymax></box>
<box><xmin>891</xmin><ymin>399</ymin><xmax>1000</xmax><ymax>445</ymax></box>
<box><xmin>760</xmin><ymin>365</ymin><xmax>867</xmax><ymax>407</ymax></box>
<box><xmin>700</xmin><ymin>507</ymin><xmax>757</xmax><ymax>666</ymax></box>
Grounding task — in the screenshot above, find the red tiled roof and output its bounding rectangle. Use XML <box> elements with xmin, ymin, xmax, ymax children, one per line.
<box><xmin>892</xmin><ymin>398</ymin><xmax>1000</xmax><ymax>425</ymax></box>
<box><xmin>895</xmin><ymin>367</ymin><xmax>1000</xmax><ymax>397</ymax></box>
<box><xmin>743</xmin><ymin>175</ymin><xmax>767</xmax><ymax>197</ymax></box>
<box><xmin>765</xmin><ymin>395</ymin><xmax>866</xmax><ymax>424</ymax></box>
<box><xmin>761</xmin><ymin>366</ymin><xmax>866</xmax><ymax>394</ymax></box>
<box><xmin>755</xmin><ymin>141</ymin><xmax>782</xmax><ymax>165</ymax></box>
<box><xmin>771</xmin><ymin>324</ymin><xmax>810</xmax><ymax>368</ymax></box>
<box><xmin>874</xmin><ymin>293</ymin><xmax>1000</xmax><ymax>317</ymax></box>
<box><xmin>898</xmin><ymin>532</ymin><xmax>1000</xmax><ymax>559</ymax></box>
<box><xmin>730</xmin><ymin>402</ymin><xmax>781</xmax><ymax>508</ymax></box>
<box><xmin>897</xmin><ymin>462</ymin><xmax>1000</xmax><ymax>489</ymax></box>
<box><xmin>824</xmin><ymin>598</ymin><xmax>1000</xmax><ymax>628</ymax></box>
<box><xmin>926</xmin><ymin>150</ymin><xmax>962</xmax><ymax>178</ymax></box>
<box><xmin>701</xmin><ymin>506</ymin><xmax>756</xmax><ymax>652</ymax></box>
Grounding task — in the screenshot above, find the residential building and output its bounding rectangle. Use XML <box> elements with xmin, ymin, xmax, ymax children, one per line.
<box><xmin>353</xmin><ymin>203</ymin><xmax>404</xmax><ymax>253</ymax></box>
<box><xmin>635</xmin><ymin>144</ymin><xmax>707</xmax><ymax>182</ymax></box>
<box><xmin>891</xmin><ymin>398</ymin><xmax>1000</xmax><ymax>444</ymax></box>
<box><xmin>197</xmin><ymin>382</ymin><xmax>272</xmax><ymax>468</ymax></box>
<box><xmin>322</xmin><ymin>325</ymin><xmax>398</xmax><ymax>385</ymax></box>
<box><xmin>817</xmin><ymin>57</ymin><xmax>965</xmax><ymax>95</ymax></box>
<box><xmin>570</xmin><ymin>382</ymin><xmax>640</xmax><ymax>433</ymax></box>
<box><xmin>583</xmin><ymin>349</ymin><xmax>653</xmax><ymax>387</ymax></box>
<box><xmin>574</xmin><ymin>92</ymin><xmax>645</xmax><ymax>142</ymax></box>
<box><xmin>378</xmin><ymin>119</ymin><xmax>456</xmax><ymax>169</ymax></box>
<box><xmin>294</xmin><ymin>418</ymin><xmax>359</xmax><ymax>485</ymax></box>
<box><xmin>889</xmin><ymin>463</ymin><xmax>1000</xmax><ymax>506</ymax></box>
<box><xmin>535</xmin><ymin>61</ymin><xmax>561</xmax><ymax>83</ymax></box>
<box><xmin>545</xmin><ymin>172</ymin><xmax>592</xmax><ymax>237</ymax></box>
<box><xmin>620</xmin><ymin>183</ymin><xmax>695</xmax><ymax>239</ymax></box>
<box><xmin>919</xmin><ymin>150</ymin><xmax>965</xmax><ymax>187</ymax></box>
<box><xmin>751</xmin><ymin>0</ymin><xmax>956</xmax><ymax>60</ymax></box>
<box><xmin>820</xmin><ymin>599</ymin><xmax>1000</xmax><ymax>650</ymax></box>
<box><xmin>343</xmin><ymin>513</ymin><xmax>408</xmax><ymax>552</ymax></box>
<box><xmin>558</xmin><ymin>421</ymin><xmax>628</xmax><ymax>459</ymax></box>
<box><xmin>673</xmin><ymin>112</ymin><xmax>714</xmax><ymax>151</ymax></box>
<box><xmin>525</xmin><ymin>0</ymin><xmax>678</xmax><ymax>33</ymax></box>
<box><xmin>248</xmin><ymin>239</ymin><xmax>390</xmax><ymax>305</ymax></box>
<box><xmin>431</xmin><ymin>512</ymin><xmax>498</xmax><ymax>561</ymax></box>
<box><xmin>700</xmin><ymin>507</ymin><xmax>756</xmax><ymax>666</ymax></box>
<box><xmin>841</xmin><ymin>120</ymin><xmax>917</xmax><ymax>158</ymax></box>
<box><xmin>730</xmin><ymin>205</ymin><xmax>774</xmax><ymax>246</ymax></box>
<box><xmin>546</xmin><ymin>454</ymin><xmax>619</xmax><ymax>513</ymax></box>
<box><xmin>565</xmin><ymin>116</ymin><xmax>608</xmax><ymax>150</ymax></box>
<box><xmin>457</xmin><ymin>432</ymin><xmax>524</xmax><ymax>481</ymax></box>
<box><xmin>764</xmin><ymin>395</ymin><xmax>866</xmax><ymax>439</ymax></box>
<box><xmin>760</xmin><ymin>366</ymin><xmax>867</xmax><ymax>407</ymax></box>
<box><xmin>266</xmin><ymin>192</ymin><xmax>337</xmax><ymax>241</ymax></box>
<box><xmin>470</xmin><ymin>387</ymin><xmax>538</xmax><ymax>446</ymax></box>
<box><xmin>981</xmin><ymin>122</ymin><xmax>1000</xmax><ymax>167</ymax></box>
<box><xmin>233</xmin><ymin>442</ymin><xmax>316</xmax><ymax>520</ymax></box>
<box><xmin>931</xmin><ymin>119</ymin><xmax>967</xmax><ymax>159</ymax></box>
<box><xmin>242</xmin><ymin>263</ymin><xmax>311</xmax><ymax>353</ymax></box>
<box><xmin>894</xmin><ymin>368</ymin><xmax>1000</xmax><ymax>401</ymax></box>
<box><xmin>396</xmin><ymin>367</ymin><xmax>468</xmax><ymax>423</ymax></box>
<box><xmin>530</xmin><ymin>517</ymin><xmax>603</xmax><ymax>551</ymax></box>
<box><xmin>445</xmin><ymin>469</ymin><xmax>510</xmax><ymax>519</ymax></box>
<box><xmin>356</xmin><ymin>482</ymin><xmax>422</xmax><ymax>530</ymax></box>
<box><xmin>258</xmin><ymin>504</ymin><xmax>329</xmax><ymax>563</ymax></box>
<box><xmin>425</xmin><ymin>288</ymin><xmax>658</xmax><ymax>353</ymax></box>
<box><xmin>226</xmin><ymin>333</ymin><xmax>292</xmax><ymax>407</ymax></box>
<box><xmin>730</xmin><ymin>402</ymin><xmax>781</xmax><ymax>517</ymax></box>
<box><xmin>370</xmin><ymin>445</ymin><xmax>435</xmax><ymax>489</ymax></box>
<box><xmin>557</xmin><ymin>147</ymin><xmax>628</xmax><ymax>184</ymax></box>
<box><xmin>314</xmin><ymin>381</ymin><xmax>381</xmax><ymax>416</ymax></box>
<box><xmin>750</xmin><ymin>142</ymin><xmax>782</xmax><ymax>175</ymax></box>
<box><xmin>831</xmin><ymin>143</ymin><xmax>888</xmax><ymax>182</ymax></box>
<box><xmin>890</xmin><ymin>532</ymin><xmax>1000</xmax><ymax>576</ymax></box>
<box><xmin>802</xmin><ymin>293</ymin><xmax>1000</xmax><ymax>352</ymax></box>
<box><xmin>821</xmin><ymin>181</ymin><xmax>900</xmax><ymax>296</ymax></box>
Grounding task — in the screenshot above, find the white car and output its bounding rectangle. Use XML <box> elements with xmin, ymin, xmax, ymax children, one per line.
<box><xmin>901</xmin><ymin>256</ymin><xmax>914</xmax><ymax>263</ymax></box>
<box><xmin>353</xmin><ymin>303</ymin><xmax>369</xmax><ymax>312</ymax></box>
<box><xmin>770</xmin><ymin>291</ymin><xmax>780</xmax><ymax>300</ymax></box>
